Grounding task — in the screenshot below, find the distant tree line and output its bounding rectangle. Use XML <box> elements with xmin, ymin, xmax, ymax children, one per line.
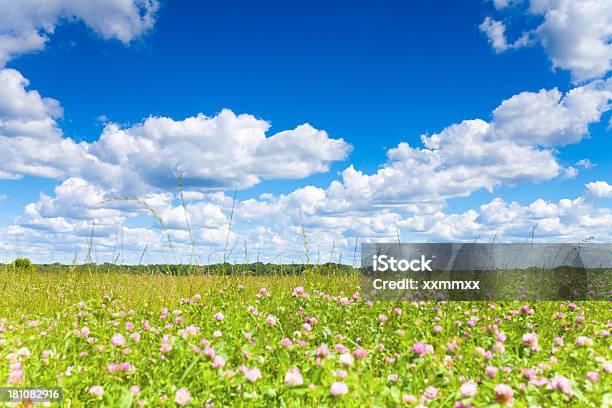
<box><xmin>1</xmin><ymin>259</ymin><xmax>357</xmax><ymax>276</ymax></box>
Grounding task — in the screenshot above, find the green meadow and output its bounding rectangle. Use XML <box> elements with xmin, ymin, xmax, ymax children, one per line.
<box><xmin>0</xmin><ymin>264</ymin><xmax>610</xmax><ymax>407</ymax></box>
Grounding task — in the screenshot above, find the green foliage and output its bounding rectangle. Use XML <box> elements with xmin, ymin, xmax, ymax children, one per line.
<box><xmin>11</xmin><ymin>257</ymin><xmax>36</xmax><ymax>272</ymax></box>
<box><xmin>30</xmin><ymin>262</ymin><xmax>357</xmax><ymax>276</ymax></box>
<box><xmin>0</xmin><ymin>269</ymin><xmax>609</xmax><ymax>407</ymax></box>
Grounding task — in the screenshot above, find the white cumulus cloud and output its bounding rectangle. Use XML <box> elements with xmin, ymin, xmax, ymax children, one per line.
<box><xmin>490</xmin><ymin>78</ymin><xmax>612</xmax><ymax>146</ymax></box>
<box><xmin>585</xmin><ymin>180</ymin><xmax>612</xmax><ymax>198</ymax></box>
<box><xmin>0</xmin><ymin>0</ymin><xmax>610</xmax><ymax>263</ymax></box>
<box><xmin>5</xmin><ymin>179</ymin><xmax>612</xmax><ymax>263</ymax></box>
<box><xmin>479</xmin><ymin>17</ymin><xmax>532</xmax><ymax>52</ymax></box>
<box><xmin>481</xmin><ymin>0</ymin><xmax>612</xmax><ymax>82</ymax></box>
<box><xmin>0</xmin><ymin>68</ymin><xmax>62</xmax><ymax>139</ymax></box>
<box><xmin>88</xmin><ymin>110</ymin><xmax>351</xmax><ymax>192</ymax></box>
<box><xmin>0</xmin><ymin>69</ymin><xmax>351</xmax><ymax>191</ymax></box>
<box><xmin>532</xmin><ymin>0</ymin><xmax>612</xmax><ymax>82</ymax></box>
<box><xmin>0</xmin><ymin>0</ymin><xmax>159</xmax><ymax>65</ymax></box>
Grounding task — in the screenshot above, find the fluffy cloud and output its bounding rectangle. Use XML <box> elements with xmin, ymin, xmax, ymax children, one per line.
<box><xmin>576</xmin><ymin>159</ymin><xmax>595</xmax><ymax>169</ymax></box>
<box><xmin>0</xmin><ymin>1</ymin><xmax>164</xmax><ymax>181</ymax></box>
<box><xmin>532</xmin><ymin>0</ymin><xmax>612</xmax><ymax>82</ymax></box>
<box><xmin>479</xmin><ymin>17</ymin><xmax>531</xmax><ymax>52</ymax></box>
<box><xmin>157</xmin><ymin>202</ymin><xmax>227</xmax><ymax>230</ymax></box>
<box><xmin>1</xmin><ymin>0</ymin><xmax>609</xmax><ymax>263</ymax></box>
<box><xmin>5</xmin><ymin>178</ymin><xmax>611</xmax><ymax>263</ymax></box>
<box><xmin>88</xmin><ymin>110</ymin><xmax>351</xmax><ymax>192</ymax></box>
<box><xmin>0</xmin><ymin>70</ymin><xmax>351</xmax><ymax>190</ymax></box>
<box><xmin>0</xmin><ymin>135</ymin><xmax>108</xmax><ymax>180</ymax></box>
<box><xmin>279</xmin><ymin>80</ymin><xmax>610</xmax><ymax>211</ymax></box>
<box><xmin>0</xmin><ymin>0</ymin><xmax>158</xmax><ymax>65</ymax></box>
<box><xmin>288</xmin><ymin>90</ymin><xmax>592</xmax><ymax>209</ymax></box>
<box><xmin>180</xmin><ymin>191</ymin><xmax>205</xmax><ymax>201</ymax></box>
<box><xmin>490</xmin><ymin>78</ymin><xmax>612</xmax><ymax>146</ymax></box>
<box><xmin>26</xmin><ymin>177</ymin><xmax>121</xmax><ymax>220</ymax></box>
<box><xmin>397</xmin><ymin>191</ymin><xmax>612</xmax><ymax>242</ymax></box>
<box><xmin>0</xmin><ymin>221</ymin><xmax>162</xmax><ymax>264</ymax></box>
<box><xmin>585</xmin><ymin>181</ymin><xmax>612</xmax><ymax>198</ymax></box>
<box><xmin>330</xmin><ymin>121</ymin><xmax>560</xmax><ymax>205</ymax></box>
<box><xmin>491</xmin><ymin>0</ymin><xmax>522</xmax><ymax>9</ymax></box>
<box><xmin>477</xmin><ymin>195</ymin><xmax>612</xmax><ymax>239</ymax></box>
<box><xmin>4</xmin><ymin>74</ymin><xmax>609</xmax><ymax>262</ymax></box>
<box><xmin>0</xmin><ymin>68</ymin><xmax>115</xmax><ymax>180</ymax></box>
<box><xmin>0</xmin><ymin>69</ymin><xmax>62</xmax><ymax>139</ymax></box>
<box><xmin>23</xmin><ymin>177</ymin><xmax>172</xmax><ymax>221</ymax></box>
<box><xmin>481</xmin><ymin>0</ymin><xmax>612</xmax><ymax>81</ymax></box>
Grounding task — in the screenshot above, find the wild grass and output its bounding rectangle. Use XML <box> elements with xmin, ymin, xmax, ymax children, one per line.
<box><xmin>0</xmin><ymin>265</ymin><xmax>358</xmax><ymax>316</ymax></box>
<box><xmin>0</xmin><ymin>266</ymin><xmax>610</xmax><ymax>407</ymax></box>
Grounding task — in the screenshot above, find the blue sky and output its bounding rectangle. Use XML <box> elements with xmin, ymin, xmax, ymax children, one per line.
<box><xmin>0</xmin><ymin>0</ymin><xmax>610</xmax><ymax>263</ymax></box>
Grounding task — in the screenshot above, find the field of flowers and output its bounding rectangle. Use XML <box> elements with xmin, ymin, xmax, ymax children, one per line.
<box><xmin>0</xmin><ymin>269</ymin><xmax>610</xmax><ymax>407</ymax></box>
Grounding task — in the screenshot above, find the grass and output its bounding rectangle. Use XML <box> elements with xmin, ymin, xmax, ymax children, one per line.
<box><xmin>0</xmin><ymin>266</ymin><xmax>611</xmax><ymax>407</ymax></box>
<box><xmin>0</xmin><ymin>267</ymin><xmax>357</xmax><ymax>315</ymax></box>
